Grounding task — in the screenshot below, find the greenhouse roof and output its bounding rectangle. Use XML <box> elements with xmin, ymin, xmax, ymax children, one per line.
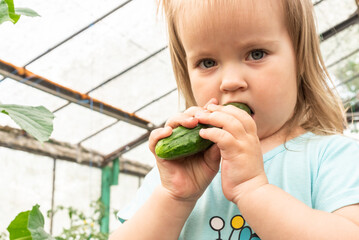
<box><xmin>0</xmin><ymin>0</ymin><xmax>359</xmax><ymax>172</ymax></box>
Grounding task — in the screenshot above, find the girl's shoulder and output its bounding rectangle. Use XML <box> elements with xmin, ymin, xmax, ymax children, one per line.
<box><xmin>301</xmin><ymin>132</ymin><xmax>359</xmax><ymax>163</ymax></box>
<box><xmin>304</xmin><ymin>132</ymin><xmax>359</xmax><ymax>149</ymax></box>
<box><xmin>277</xmin><ymin>131</ymin><xmax>359</xmax><ymax>161</ymax></box>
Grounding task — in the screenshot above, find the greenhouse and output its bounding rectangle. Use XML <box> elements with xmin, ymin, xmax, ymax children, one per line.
<box><xmin>0</xmin><ymin>0</ymin><xmax>359</xmax><ymax>238</ymax></box>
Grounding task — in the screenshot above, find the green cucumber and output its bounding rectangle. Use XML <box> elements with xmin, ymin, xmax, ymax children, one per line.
<box><xmin>155</xmin><ymin>102</ymin><xmax>251</xmax><ymax>160</ymax></box>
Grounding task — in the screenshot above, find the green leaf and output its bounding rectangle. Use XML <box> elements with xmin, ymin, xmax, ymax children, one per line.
<box><xmin>4</xmin><ymin>0</ymin><xmax>14</xmax><ymax>12</ymax></box>
<box><xmin>7</xmin><ymin>205</ymin><xmax>54</xmax><ymax>240</ymax></box>
<box><xmin>7</xmin><ymin>210</ymin><xmax>32</xmax><ymax>240</ymax></box>
<box><xmin>15</xmin><ymin>7</ymin><xmax>40</xmax><ymax>17</ymax></box>
<box><xmin>1</xmin><ymin>109</ymin><xmax>9</xmax><ymax>115</ymax></box>
<box><xmin>28</xmin><ymin>205</ymin><xmax>53</xmax><ymax>240</ymax></box>
<box><xmin>0</xmin><ymin>0</ymin><xmax>39</xmax><ymax>24</ymax></box>
<box><xmin>0</xmin><ymin>104</ymin><xmax>54</xmax><ymax>142</ymax></box>
<box><xmin>0</xmin><ymin>0</ymin><xmax>13</xmax><ymax>24</ymax></box>
<box><xmin>8</xmin><ymin>9</ymin><xmax>20</xmax><ymax>22</ymax></box>
<box><xmin>0</xmin><ymin>0</ymin><xmax>20</xmax><ymax>23</ymax></box>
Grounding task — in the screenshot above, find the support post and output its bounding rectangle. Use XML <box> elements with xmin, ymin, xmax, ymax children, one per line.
<box><xmin>100</xmin><ymin>157</ymin><xmax>119</xmax><ymax>233</ymax></box>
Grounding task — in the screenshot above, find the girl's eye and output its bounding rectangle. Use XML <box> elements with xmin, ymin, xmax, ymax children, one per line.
<box><xmin>248</xmin><ymin>50</ymin><xmax>266</xmax><ymax>61</ymax></box>
<box><xmin>198</xmin><ymin>59</ymin><xmax>216</xmax><ymax>69</ymax></box>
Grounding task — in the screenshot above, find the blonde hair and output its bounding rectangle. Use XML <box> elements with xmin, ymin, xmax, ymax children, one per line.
<box><xmin>158</xmin><ymin>0</ymin><xmax>347</xmax><ymax>135</ymax></box>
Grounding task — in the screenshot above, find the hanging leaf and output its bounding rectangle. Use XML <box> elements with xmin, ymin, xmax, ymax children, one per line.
<box><xmin>0</xmin><ymin>0</ymin><xmax>20</xmax><ymax>24</ymax></box>
<box><xmin>0</xmin><ymin>0</ymin><xmax>17</xmax><ymax>24</ymax></box>
<box><xmin>15</xmin><ymin>7</ymin><xmax>40</xmax><ymax>17</ymax></box>
<box><xmin>0</xmin><ymin>104</ymin><xmax>54</xmax><ymax>142</ymax></box>
<box><xmin>7</xmin><ymin>205</ymin><xmax>54</xmax><ymax>240</ymax></box>
<box><xmin>0</xmin><ymin>0</ymin><xmax>39</xmax><ymax>25</ymax></box>
<box><xmin>4</xmin><ymin>0</ymin><xmax>15</xmax><ymax>12</ymax></box>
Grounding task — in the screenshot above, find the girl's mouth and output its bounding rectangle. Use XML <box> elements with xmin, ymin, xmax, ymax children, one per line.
<box><xmin>224</xmin><ymin>102</ymin><xmax>253</xmax><ymax>116</ymax></box>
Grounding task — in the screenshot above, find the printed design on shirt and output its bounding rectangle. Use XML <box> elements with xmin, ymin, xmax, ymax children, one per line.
<box><xmin>209</xmin><ymin>215</ymin><xmax>260</xmax><ymax>240</ymax></box>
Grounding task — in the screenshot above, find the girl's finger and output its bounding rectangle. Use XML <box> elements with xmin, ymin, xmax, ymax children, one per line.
<box><xmin>183</xmin><ymin>106</ymin><xmax>205</xmax><ymax>115</ymax></box>
<box><xmin>195</xmin><ymin>110</ymin><xmax>247</xmax><ymax>139</ymax></box>
<box><xmin>183</xmin><ymin>98</ymin><xmax>216</xmax><ymax>115</ymax></box>
<box><xmin>165</xmin><ymin>113</ymin><xmax>199</xmax><ymax>129</ymax></box>
<box><xmin>148</xmin><ymin>126</ymin><xmax>172</xmax><ymax>154</ymax></box>
<box><xmin>199</xmin><ymin>127</ymin><xmax>242</xmax><ymax>154</ymax></box>
<box><xmin>204</xmin><ymin>98</ymin><xmax>218</xmax><ymax>108</ymax></box>
<box><xmin>206</xmin><ymin>104</ymin><xmax>257</xmax><ymax>135</ymax></box>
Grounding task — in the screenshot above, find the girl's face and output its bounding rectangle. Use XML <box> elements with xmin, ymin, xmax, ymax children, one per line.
<box><xmin>178</xmin><ymin>0</ymin><xmax>298</xmax><ymax>140</ymax></box>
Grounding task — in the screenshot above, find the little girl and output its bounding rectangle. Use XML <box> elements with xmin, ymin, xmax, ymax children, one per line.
<box><xmin>110</xmin><ymin>0</ymin><xmax>359</xmax><ymax>239</ymax></box>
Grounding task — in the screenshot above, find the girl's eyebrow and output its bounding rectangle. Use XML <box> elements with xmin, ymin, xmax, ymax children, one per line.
<box><xmin>187</xmin><ymin>52</ymin><xmax>214</xmax><ymax>62</ymax></box>
<box><xmin>186</xmin><ymin>40</ymin><xmax>280</xmax><ymax>62</ymax></box>
<box><xmin>239</xmin><ymin>39</ymin><xmax>280</xmax><ymax>49</ymax></box>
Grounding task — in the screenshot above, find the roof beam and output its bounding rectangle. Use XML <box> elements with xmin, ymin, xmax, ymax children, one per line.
<box><xmin>0</xmin><ymin>125</ymin><xmax>151</xmax><ymax>177</ymax></box>
<box><xmin>0</xmin><ymin>59</ymin><xmax>154</xmax><ymax>130</ymax></box>
<box><xmin>320</xmin><ymin>11</ymin><xmax>359</xmax><ymax>42</ymax></box>
<box><xmin>119</xmin><ymin>159</ymin><xmax>152</xmax><ymax>177</ymax></box>
<box><xmin>314</xmin><ymin>0</ymin><xmax>325</xmax><ymax>6</ymax></box>
<box><xmin>0</xmin><ymin>125</ymin><xmax>104</xmax><ymax>166</ymax></box>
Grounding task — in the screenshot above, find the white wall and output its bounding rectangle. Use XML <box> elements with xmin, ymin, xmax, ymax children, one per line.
<box><xmin>0</xmin><ymin>147</ymin><xmax>53</xmax><ymax>233</ymax></box>
<box><xmin>0</xmin><ymin>146</ymin><xmax>143</xmax><ymax>236</ymax></box>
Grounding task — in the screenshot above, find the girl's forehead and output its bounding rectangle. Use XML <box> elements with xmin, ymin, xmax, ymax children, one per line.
<box><xmin>176</xmin><ymin>0</ymin><xmax>285</xmax><ymax>39</ymax></box>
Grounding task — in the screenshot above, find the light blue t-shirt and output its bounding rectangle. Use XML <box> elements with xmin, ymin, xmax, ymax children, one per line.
<box><xmin>118</xmin><ymin>132</ymin><xmax>359</xmax><ymax>239</ymax></box>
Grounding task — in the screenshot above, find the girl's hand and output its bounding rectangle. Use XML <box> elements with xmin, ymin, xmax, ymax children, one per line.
<box><xmin>196</xmin><ymin>103</ymin><xmax>268</xmax><ymax>205</ymax></box>
<box><xmin>148</xmin><ymin>98</ymin><xmax>221</xmax><ymax>203</ymax></box>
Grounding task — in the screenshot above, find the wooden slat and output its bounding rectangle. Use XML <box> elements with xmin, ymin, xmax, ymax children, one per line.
<box><xmin>0</xmin><ymin>125</ymin><xmax>104</xmax><ymax>166</ymax></box>
<box><xmin>0</xmin><ymin>125</ymin><xmax>152</xmax><ymax>176</ymax></box>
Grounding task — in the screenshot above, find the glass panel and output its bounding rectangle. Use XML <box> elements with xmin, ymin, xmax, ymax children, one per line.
<box><xmin>81</xmin><ymin>121</ymin><xmax>147</xmax><ymax>155</ymax></box>
<box><xmin>90</xmin><ymin>50</ymin><xmax>177</xmax><ymax>113</ymax></box>
<box><xmin>0</xmin><ymin>0</ymin><xmax>127</xmax><ymax>66</ymax></box>
<box><xmin>328</xmin><ymin>50</ymin><xmax>359</xmax><ymax>102</ymax></box>
<box><xmin>122</xmin><ymin>141</ymin><xmax>156</xmax><ymax>167</ymax></box>
<box><xmin>320</xmin><ymin>24</ymin><xmax>359</xmax><ymax>69</ymax></box>
<box><xmin>136</xmin><ymin>90</ymin><xmax>186</xmax><ymax>127</ymax></box>
<box><xmin>0</xmin><ymin>78</ymin><xmax>68</xmax><ymax>111</ymax></box>
<box><xmin>26</xmin><ymin>0</ymin><xmax>167</xmax><ymax>94</ymax></box>
<box><xmin>51</xmin><ymin>103</ymin><xmax>117</xmax><ymax>144</ymax></box>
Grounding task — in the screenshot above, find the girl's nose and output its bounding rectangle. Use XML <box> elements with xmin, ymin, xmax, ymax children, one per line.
<box><xmin>219</xmin><ymin>65</ymin><xmax>248</xmax><ymax>92</ymax></box>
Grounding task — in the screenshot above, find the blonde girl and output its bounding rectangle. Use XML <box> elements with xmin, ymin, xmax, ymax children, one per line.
<box><xmin>110</xmin><ymin>0</ymin><xmax>359</xmax><ymax>239</ymax></box>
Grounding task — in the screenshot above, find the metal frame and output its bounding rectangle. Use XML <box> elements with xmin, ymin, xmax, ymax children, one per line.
<box><xmin>0</xmin><ymin>59</ymin><xmax>153</xmax><ymax>130</ymax></box>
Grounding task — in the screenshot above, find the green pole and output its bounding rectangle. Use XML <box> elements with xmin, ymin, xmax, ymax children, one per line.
<box><xmin>100</xmin><ymin>157</ymin><xmax>119</xmax><ymax>233</ymax></box>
